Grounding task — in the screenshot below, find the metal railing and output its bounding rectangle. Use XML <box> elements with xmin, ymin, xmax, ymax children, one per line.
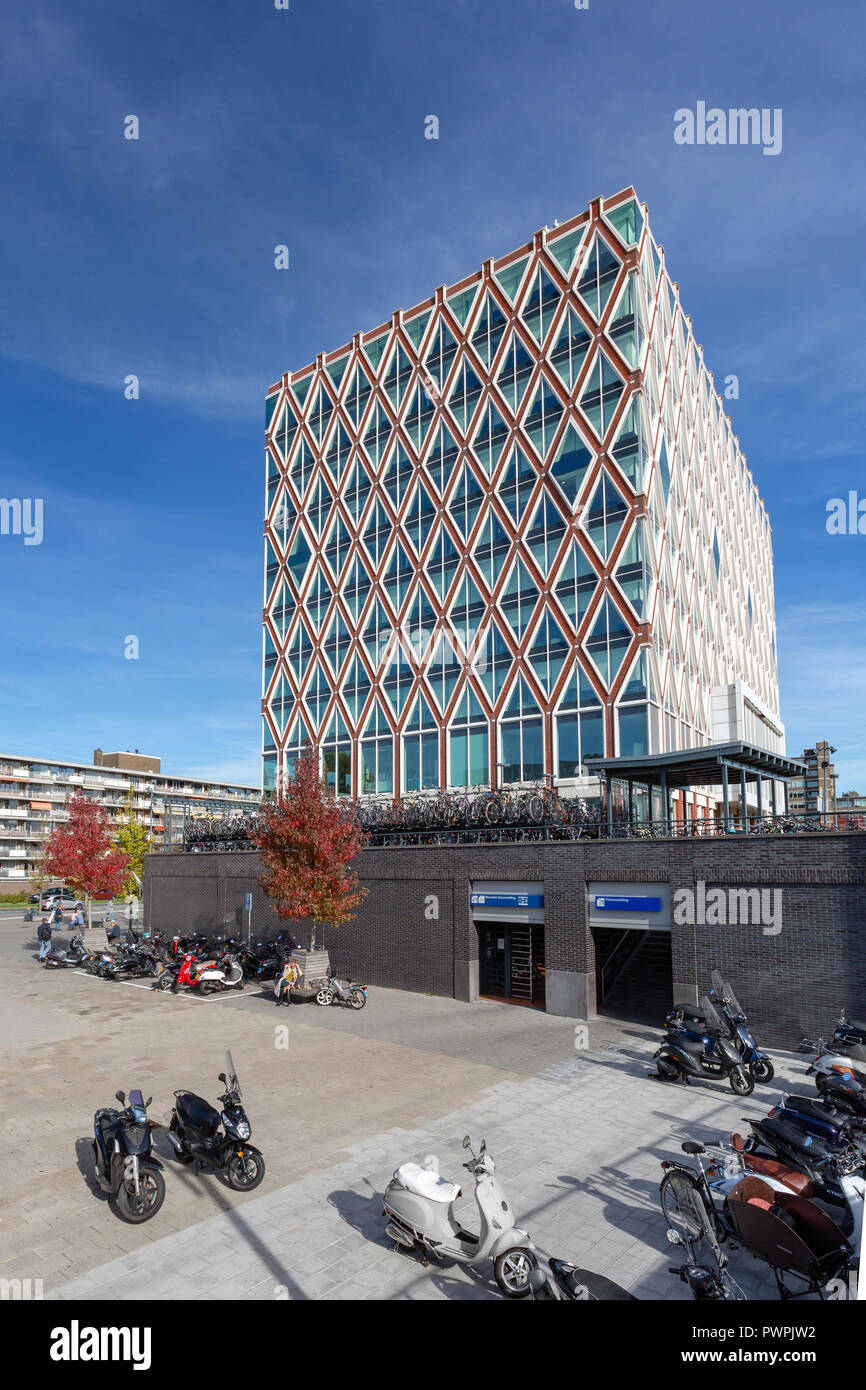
<box><xmin>152</xmin><ymin>800</ymin><xmax>863</xmax><ymax>855</ymax></box>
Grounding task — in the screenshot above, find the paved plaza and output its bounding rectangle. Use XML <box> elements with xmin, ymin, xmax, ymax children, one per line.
<box><xmin>0</xmin><ymin>916</ymin><xmax>808</xmax><ymax>1300</ymax></box>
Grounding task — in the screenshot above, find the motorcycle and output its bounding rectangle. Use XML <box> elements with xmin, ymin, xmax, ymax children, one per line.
<box><xmin>315</xmin><ymin>968</ymin><xmax>367</xmax><ymax>1009</ymax></box>
<box><xmin>100</xmin><ymin>940</ymin><xmax>159</xmax><ymax>980</ymax></box>
<box><xmin>666</xmin><ymin>971</ymin><xmax>774</xmax><ymax>1084</ymax></box>
<box><xmin>43</xmin><ymin>932</ymin><xmax>87</xmax><ymax>969</ymax></box>
<box><xmin>165</xmin><ymin>1051</ymin><xmax>265</xmax><ymax>1191</ymax></box>
<box><xmin>805</xmin><ymin>1040</ymin><xmax>866</xmax><ymax>1092</ymax></box>
<box><xmin>652</xmin><ymin>995</ymin><xmax>754</xmax><ymax>1095</ymax></box>
<box><xmin>743</xmin><ymin>1109</ymin><xmax>864</xmax><ymax>1215</ymax></box>
<box><xmin>527</xmin><ymin>1259</ymin><xmax>637</xmax><ymax>1301</ymax></box>
<box><xmin>155</xmin><ymin>950</ymin><xmax>244</xmax><ymax>994</ymax></box>
<box><xmin>237</xmin><ymin>940</ymin><xmax>284</xmax><ymax>982</ymax></box>
<box><xmin>382</xmin><ymin>1134</ymin><xmax>537</xmax><ymax>1297</ymax></box>
<box><xmin>91</xmin><ymin>1088</ymin><xmax>165</xmax><ymax>1223</ymax></box>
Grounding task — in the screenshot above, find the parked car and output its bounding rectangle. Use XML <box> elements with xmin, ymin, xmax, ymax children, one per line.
<box><xmin>40</xmin><ymin>888</ymin><xmax>78</xmax><ymax>911</ymax></box>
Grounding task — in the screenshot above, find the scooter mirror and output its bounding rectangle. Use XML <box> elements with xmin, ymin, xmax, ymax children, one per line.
<box><xmin>115</xmin><ymin>1091</ymin><xmax>125</xmax><ymax>1104</ymax></box>
<box><xmin>145</xmin><ymin>1097</ymin><xmax>152</xmax><ymax>1108</ymax></box>
<box><xmin>665</xmin><ymin>1227</ymin><xmax>683</xmax><ymax>1246</ymax></box>
<box><xmin>480</xmin><ymin>1139</ymin><xmax>486</xmax><ymax>1155</ymax></box>
<box><xmin>462</xmin><ymin>1135</ymin><xmax>470</xmax><ymax>1149</ymax></box>
<box><xmin>218</xmin><ymin>1073</ymin><xmax>226</xmax><ymax>1083</ymax></box>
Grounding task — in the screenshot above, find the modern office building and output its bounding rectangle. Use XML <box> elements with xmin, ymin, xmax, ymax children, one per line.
<box><xmin>788</xmin><ymin>739</ymin><xmax>838</xmax><ymax>814</ymax></box>
<box><xmin>262</xmin><ymin>187</ymin><xmax>783</xmax><ymax>809</ymax></box>
<box><xmin>0</xmin><ymin>750</ymin><xmax>258</xmax><ymax>885</ymax></box>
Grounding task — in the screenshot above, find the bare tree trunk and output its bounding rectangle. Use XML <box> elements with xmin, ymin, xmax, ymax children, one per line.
<box><xmin>310</xmin><ymin>921</ymin><xmax>317</xmax><ymax>952</ymax></box>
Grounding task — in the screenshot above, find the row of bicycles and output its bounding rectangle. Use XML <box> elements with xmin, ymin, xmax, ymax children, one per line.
<box><xmin>176</xmin><ymin>792</ymin><xmax>836</xmax><ymax>854</ymax></box>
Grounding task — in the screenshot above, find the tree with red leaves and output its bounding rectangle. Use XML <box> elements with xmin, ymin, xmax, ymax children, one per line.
<box><xmin>253</xmin><ymin>743</ymin><xmax>367</xmax><ymax>951</ymax></box>
<box><xmin>43</xmin><ymin>792</ymin><xmax>129</xmax><ymax>928</ymax></box>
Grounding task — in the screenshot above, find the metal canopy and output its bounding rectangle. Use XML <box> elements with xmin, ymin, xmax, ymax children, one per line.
<box><xmin>583</xmin><ymin>742</ymin><xmax>805</xmax><ymax>790</ymax></box>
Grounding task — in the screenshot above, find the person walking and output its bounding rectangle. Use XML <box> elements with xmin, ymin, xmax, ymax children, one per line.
<box><xmin>52</xmin><ymin>903</ymin><xmax>64</xmax><ymax>926</ymax></box>
<box><xmin>37</xmin><ymin>917</ymin><xmax>52</xmax><ymax>961</ymax></box>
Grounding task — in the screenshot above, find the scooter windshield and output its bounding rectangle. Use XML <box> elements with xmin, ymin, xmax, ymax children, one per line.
<box><xmin>699</xmin><ymin>995</ymin><xmax>732</xmax><ymax>1038</ymax></box>
<box><xmin>224</xmin><ymin>1049</ymin><xmax>242</xmax><ymax>1100</ymax></box>
<box><xmin>128</xmin><ymin>1089</ymin><xmax>147</xmax><ymax>1122</ymax></box>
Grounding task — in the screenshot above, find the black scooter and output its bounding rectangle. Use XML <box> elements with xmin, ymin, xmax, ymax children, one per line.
<box><xmin>653</xmin><ymin>996</ymin><xmax>754</xmax><ymax>1095</ymax></box>
<box><xmin>43</xmin><ymin>933</ymin><xmax>87</xmax><ymax>968</ymax></box>
<box><xmin>527</xmin><ymin>1259</ymin><xmax>637</xmax><ymax>1301</ymax></box>
<box><xmin>665</xmin><ymin>971</ymin><xmax>774</xmax><ymax>1084</ymax></box>
<box><xmin>91</xmin><ymin>1089</ymin><xmax>165</xmax><ymax>1223</ymax></box>
<box><xmin>166</xmin><ymin>1051</ymin><xmax>265</xmax><ymax>1192</ymax></box>
<box><xmin>744</xmin><ymin>1111</ymin><xmax>862</xmax><ymax>1211</ymax></box>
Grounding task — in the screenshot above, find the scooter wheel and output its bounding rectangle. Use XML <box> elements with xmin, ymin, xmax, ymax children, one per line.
<box><xmin>494</xmin><ymin>1247</ymin><xmax>537</xmax><ymax>1298</ymax></box>
<box><xmin>750</xmin><ymin>1058</ymin><xmax>775</xmax><ymax>1084</ymax></box>
<box><xmin>316</xmin><ymin>989</ymin><xmax>334</xmax><ymax>1006</ymax></box>
<box><xmin>226</xmin><ymin>1149</ymin><xmax>266</xmax><ymax>1192</ymax></box>
<box><xmin>111</xmin><ymin>1169</ymin><xmax>166</xmax><ymax>1224</ymax></box>
<box><xmin>729</xmin><ymin>1068</ymin><xmax>755</xmax><ymax>1097</ymax></box>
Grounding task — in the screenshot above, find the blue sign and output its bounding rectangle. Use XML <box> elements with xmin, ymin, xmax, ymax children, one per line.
<box><xmin>244</xmin><ymin>893</ymin><xmax>253</xmax><ymax>912</ymax></box>
<box><xmin>594</xmin><ymin>895</ymin><xmax>662</xmax><ymax>912</ymax></box>
<box><xmin>470</xmin><ymin>893</ymin><xmax>544</xmax><ymax>909</ymax></box>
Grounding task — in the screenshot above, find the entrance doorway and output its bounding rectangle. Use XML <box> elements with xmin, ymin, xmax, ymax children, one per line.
<box><xmin>592</xmin><ymin>926</ymin><xmax>672</xmax><ymax>1023</ymax></box>
<box><xmin>477</xmin><ymin>922</ymin><xmax>546</xmax><ymax>1008</ymax></box>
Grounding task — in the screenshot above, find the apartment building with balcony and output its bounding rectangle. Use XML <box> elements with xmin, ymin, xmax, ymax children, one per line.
<box><xmin>0</xmin><ymin>750</ymin><xmax>259</xmax><ymax>885</ymax></box>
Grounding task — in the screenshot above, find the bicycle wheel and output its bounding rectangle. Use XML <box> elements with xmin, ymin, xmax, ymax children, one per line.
<box><xmin>660</xmin><ymin>1169</ymin><xmax>714</xmax><ymax>1247</ymax></box>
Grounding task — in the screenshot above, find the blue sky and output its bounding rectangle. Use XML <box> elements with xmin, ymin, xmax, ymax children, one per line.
<box><xmin>1</xmin><ymin>0</ymin><xmax>864</xmax><ymax>789</ymax></box>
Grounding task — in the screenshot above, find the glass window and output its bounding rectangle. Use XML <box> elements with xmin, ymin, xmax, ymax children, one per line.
<box><xmin>555</xmin><ymin>664</ymin><xmax>605</xmax><ymax>774</ymax></box>
<box><xmin>448</xmin><ymin>687</ymin><xmax>489</xmax><ymax>787</ymax></box>
<box><xmin>618</xmin><ymin>704</ymin><xmax>649</xmax><ymax>757</ymax></box>
<box><xmin>499</xmin><ymin>677</ymin><xmax>545</xmax><ymax>782</ymax></box>
<box><xmin>402</xmin><ymin>696</ymin><xmax>439</xmax><ymax>791</ymax></box>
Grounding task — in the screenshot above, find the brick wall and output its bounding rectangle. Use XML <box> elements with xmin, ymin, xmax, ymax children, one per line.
<box><xmin>144</xmin><ymin>833</ymin><xmax>866</xmax><ymax>1046</ymax></box>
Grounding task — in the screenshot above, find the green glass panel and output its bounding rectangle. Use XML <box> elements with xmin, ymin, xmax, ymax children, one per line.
<box><xmin>496</xmin><ymin>254</ymin><xmax>529</xmax><ymax>304</ymax></box>
<box><xmin>326</xmin><ymin>353</ymin><xmax>349</xmax><ymax>393</ymax></box>
<box><xmin>609</xmin><ymin>275</ymin><xmax>639</xmax><ymax>369</ymax></box>
<box><xmin>447</xmin><ymin>284</ymin><xmax>477</xmax><ymax>327</ymax></box>
<box><xmin>285</xmin><ymin>533</ymin><xmax>311</xmax><ymax>588</ymax></box>
<box><xmin>471</xmin><ymin>293</ymin><xmax>508</xmax><ymax>366</ymax></box>
<box><xmin>290</xmin><ymin>374</ymin><xmax>313</xmax><ymax>410</ymax></box>
<box><xmin>550</xmin><ymin>423</ymin><xmax>593</xmax><ymax>507</ymax></box>
<box><xmin>449</xmin><ymin>461</ymin><xmax>485</xmax><ymax>538</ymax></box>
<box><xmin>523</xmin><ymin>378</ymin><xmax>564</xmax><ymax>460</ymax></box>
<box><xmin>496</xmin><ymin>335</ymin><xmax>534</xmax><ymax>413</ymax></box>
<box><xmin>501</xmin><ymin>559</ymin><xmax>539</xmax><ymax>639</ymax></box>
<box><xmin>404</xmin><ymin>308</ymin><xmax>432</xmax><ymax>350</ymax></box>
<box><xmin>521</xmin><ymin>266</ymin><xmax>560</xmax><ymax>345</ymax></box>
<box><xmin>472</xmin><ymin>401</ymin><xmax>509</xmax><ymax>476</ymax></box>
<box><xmin>265</xmin><ymin>392</ymin><xmax>280</xmax><ymax>428</ymax></box>
<box><xmin>548</xmin><ymin>225</ymin><xmax>586</xmax><ymax>275</ymax></box>
<box><xmin>612</xmin><ymin>396</ymin><xmax>648</xmax><ymax>492</ymax></box>
<box><xmin>498</xmin><ymin>446</ymin><xmax>537</xmax><ymax>525</ymax></box>
<box><xmin>550</xmin><ymin>308</ymin><xmax>592</xmax><ymax>390</ymax></box>
<box><xmin>606</xmin><ymin>198</ymin><xmax>643</xmax><ymax>247</ymax></box>
<box><xmin>555</xmin><ymin>541</ymin><xmax>598</xmax><ymax>631</ymax></box>
<box><xmin>364</xmin><ymin>332</ymin><xmax>389</xmax><ymax>371</ymax></box>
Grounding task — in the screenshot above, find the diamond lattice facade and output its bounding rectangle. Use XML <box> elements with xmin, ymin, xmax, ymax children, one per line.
<box><xmin>262</xmin><ymin>188</ymin><xmax>781</xmax><ymax>798</ymax></box>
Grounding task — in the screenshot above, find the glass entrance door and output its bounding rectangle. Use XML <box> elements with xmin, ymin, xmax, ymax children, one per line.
<box><xmin>477</xmin><ymin>923</ymin><xmax>545</xmax><ymax>1007</ymax></box>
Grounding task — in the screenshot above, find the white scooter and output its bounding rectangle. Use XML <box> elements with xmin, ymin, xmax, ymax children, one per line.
<box><xmin>383</xmin><ymin>1135</ymin><xmax>537</xmax><ymax>1297</ymax></box>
